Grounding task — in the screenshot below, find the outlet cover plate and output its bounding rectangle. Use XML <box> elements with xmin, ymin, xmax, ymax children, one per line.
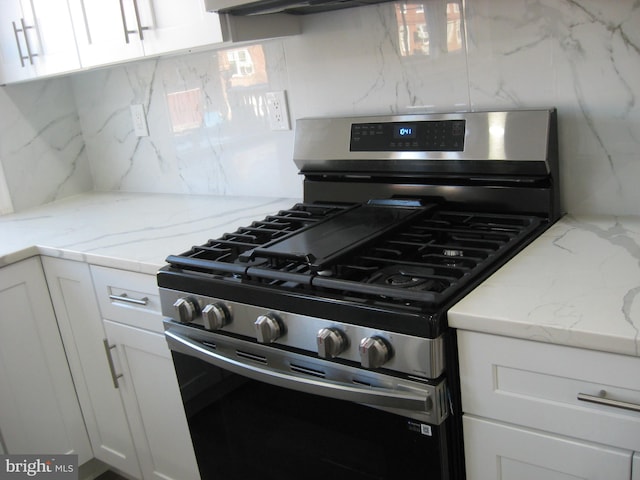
<box><xmin>266</xmin><ymin>91</ymin><xmax>290</xmax><ymax>131</ymax></box>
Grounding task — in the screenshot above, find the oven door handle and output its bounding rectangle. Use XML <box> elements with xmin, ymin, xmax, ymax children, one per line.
<box><xmin>165</xmin><ymin>330</ymin><xmax>433</xmax><ymax>413</ymax></box>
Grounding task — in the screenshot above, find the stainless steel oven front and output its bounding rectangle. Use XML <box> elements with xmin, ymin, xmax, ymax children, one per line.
<box><xmin>158</xmin><ymin>109</ymin><xmax>560</xmax><ymax>480</ymax></box>
<box><xmin>163</xmin><ymin>295</ymin><xmax>453</xmax><ymax>480</ymax></box>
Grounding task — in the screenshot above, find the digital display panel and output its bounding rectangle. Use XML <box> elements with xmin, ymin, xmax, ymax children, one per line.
<box><xmin>350</xmin><ymin>119</ymin><xmax>465</xmax><ymax>152</ymax></box>
<box><xmin>394</xmin><ymin>124</ymin><xmax>417</xmax><ymax>139</ymax></box>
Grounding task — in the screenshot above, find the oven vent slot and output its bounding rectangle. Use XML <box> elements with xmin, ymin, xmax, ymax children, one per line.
<box><xmin>352</xmin><ymin>378</ymin><xmax>372</xmax><ymax>387</ymax></box>
<box><xmin>202</xmin><ymin>341</ymin><xmax>217</xmax><ymax>349</ymax></box>
<box><xmin>289</xmin><ymin>364</ymin><xmax>326</xmax><ymax>378</ymax></box>
<box><xmin>236</xmin><ymin>350</ymin><xmax>267</xmax><ymax>364</ymax></box>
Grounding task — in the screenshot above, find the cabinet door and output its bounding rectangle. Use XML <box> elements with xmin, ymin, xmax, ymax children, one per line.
<box><xmin>0</xmin><ymin>257</ymin><xmax>91</xmax><ymax>462</ymax></box>
<box><xmin>464</xmin><ymin>415</ymin><xmax>632</xmax><ymax>480</ymax></box>
<box><xmin>42</xmin><ymin>258</ymin><xmax>141</xmax><ymax>479</ymax></box>
<box><xmin>633</xmin><ymin>453</ymin><xmax>640</xmax><ymax>480</ymax></box>
<box><xmin>458</xmin><ymin>331</ymin><xmax>640</xmax><ymax>453</ymax></box>
<box><xmin>0</xmin><ymin>0</ymin><xmax>80</xmax><ymax>84</ymax></box>
<box><xmin>28</xmin><ymin>0</ymin><xmax>81</xmax><ymax>77</ymax></box>
<box><xmin>0</xmin><ymin>1</ymin><xmax>37</xmax><ymax>84</ymax></box>
<box><xmin>104</xmin><ymin>320</ymin><xmax>200</xmax><ymax>480</ymax></box>
<box><xmin>137</xmin><ymin>0</ymin><xmax>223</xmax><ymax>56</ymax></box>
<box><xmin>68</xmin><ymin>0</ymin><xmax>144</xmax><ymax>68</ymax></box>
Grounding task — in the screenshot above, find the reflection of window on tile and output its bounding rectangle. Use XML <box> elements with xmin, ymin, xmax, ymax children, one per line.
<box><xmin>166</xmin><ymin>88</ymin><xmax>203</xmax><ymax>133</ymax></box>
<box><xmin>446</xmin><ymin>2</ymin><xmax>462</xmax><ymax>51</ymax></box>
<box><xmin>217</xmin><ymin>44</ymin><xmax>270</xmax><ymax>122</ymax></box>
<box><xmin>227</xmin><ymin>49</ymin><xmax>255</xmax><ymax>76</ymax></box>
<box><xmin>396</xmin><ymin>1</ymin><xmax>463</xmax><ymax>57</ymax></box>
<box><xmin>219</xmin><ymin>45</ymin><xmax>268</xmax><ymax>89</ymax></box>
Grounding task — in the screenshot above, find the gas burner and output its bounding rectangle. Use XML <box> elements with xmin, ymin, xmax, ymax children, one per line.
<box><xmin>366</xmin><ymin>266</ymin><xmax>448</xmax><ymax>292</ymax></box>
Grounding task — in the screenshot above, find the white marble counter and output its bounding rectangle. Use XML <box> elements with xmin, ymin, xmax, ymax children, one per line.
<box><xmin>0</xmin><ymin>192</ymin><xmax>300</xmax><ymax>275</ymax></box>
<box><xmin>2</xmin><ymin>196</ymin><xmax>639</xmax><ymax>358</ymax></box>
<box><xmin>449</xmin><ymin>214</ymin><xmax>640</xmax><ymax>358</ymax></box>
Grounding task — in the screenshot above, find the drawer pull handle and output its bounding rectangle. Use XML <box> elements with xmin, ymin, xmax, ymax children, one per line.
<box><xmin>103</xmin><ymin>339</ymin><xmax>123</xmax><ymax>389</ymax></box>
<box><xmin>577</xmin><ymin>390</ymin><xmax>640</xmax><ymax>413</ymax></box>
<box><xmin>109</xmin><ymin>292</ymin><xmax>149</xmax><ymax>306</ymax></box>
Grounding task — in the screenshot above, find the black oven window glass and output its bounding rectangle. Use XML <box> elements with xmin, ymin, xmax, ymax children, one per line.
<box><xmin>172</xmin><ymin>352</ymin><xmax>448</xmax><ymax>480</ymax></box>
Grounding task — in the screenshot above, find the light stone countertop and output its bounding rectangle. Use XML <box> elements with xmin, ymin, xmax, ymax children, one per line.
<box><xmin>448</xmin><ymin>214</ymin><xmax>640</xmax><ymax>358</ymax></box>
<box><xmin>0</xmin><ymin>192</ymin><xmax>300</xmax><ymax>275</ymax></box>
<box><xmin>2</xmin><ymin>193</ymin><xmax>638</xmax><ymax>358</ymax></box>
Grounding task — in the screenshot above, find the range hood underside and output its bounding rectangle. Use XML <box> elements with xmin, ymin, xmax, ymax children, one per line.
<box><xmin>207</xmin><ymin>0</ymin><xmax>394</xmax><ymax>16</ymax></box>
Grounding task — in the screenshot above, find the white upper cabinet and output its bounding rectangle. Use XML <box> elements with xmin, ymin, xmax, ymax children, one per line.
<box><xmin>68</xmin><ymin>0</ymin><xmax>222</xmax><ymax>68</ymax></box>
<box><xmin>2</xmin><ymin>0</ymin><xmax>298</xmax><ymax>83</ymax></box>
<box><xmin>136</xmin><ymin>0</ymin><xmax>223</xmax><ymax>56</ymax></box>
<box><xmin>0</xmin><ymin>0</ymin><xmax>80</xmax><ymax>84</ymax></box>
<box><xmin>28</xmin><ymin>0</ymin><xmax>81</xmax><ymax>75</ymax></box>
<box><xmin>0</xmin><ymin>1</ymin><xmax>34</xmax><ymax>83</ymax></box>
<box><xmin>67</xmin><ymin>0</ymin><xmax>145</xmax><ymax>68</ymax></box>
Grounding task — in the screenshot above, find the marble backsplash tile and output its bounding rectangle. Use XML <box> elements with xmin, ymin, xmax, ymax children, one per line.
<box><xmin>1</xmin><ymin>0</ymin><xmax>638</xmax><ymax>216</ymax></box>
<box><xmin>465</xmin><ymin>0</ymin><xmax>640</xmax><ymax>215</ymax></box>
<box><xmin>72</xmin><ymin>41</ymin><xmax>298</xmax><ymax>198</ymax></box>
<box><xmin>0</xmin><ymin>78</ymin><xmax>92</xmax><ymax>212</ymax></box>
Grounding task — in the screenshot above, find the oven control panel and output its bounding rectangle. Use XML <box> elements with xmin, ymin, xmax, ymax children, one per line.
<box><xmin>160</xmin><ymin>287</ymin><xmax>444</xmax><ymax>380</ymax></box>
<box><xmin>350</xmin><ymin>119</ymin><xmax>465</xmax><ymax>152</ymax></box>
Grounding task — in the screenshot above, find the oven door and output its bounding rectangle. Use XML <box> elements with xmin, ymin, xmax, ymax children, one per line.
<box><xmin>165</xmin><ymin>324</ymin><xmax>451</xmax><ymax>480</ymax></box>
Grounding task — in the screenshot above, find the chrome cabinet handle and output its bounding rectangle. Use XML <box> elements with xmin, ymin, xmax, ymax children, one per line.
<box><xmin>119</xmin><ymin>0</ymin><xmax>137</xmax><ymax>43</ymax></box>
<box><xmin>12</xmin><ymin>19</ymin><xmax>38</xmax><ymax>67</ymax></box>
<box><xmin>109</xmin><ymin>292</ymin><xmax>149</xmax><ymax>306</ymax></box>
<box><xmin>131</xmin><ymin>0</ymin><xmax>150</xmax><ymax>40</ymax></box>
<box><xmin>12</xmin><ymin>21</ymin><xmax>26</xmax><ymax>67</ymax></box>
<box><xmin>20</xmin><ymin>18</ymin><xmax>38</xmax><ymax>65</ymax></box>
<box><xmin>78</xmin><ymin>0</ymin><xmax>93</xmax><ymax>44</ymax></box>
<box><xmin>119</xmin><ymin>0</ymin><xmax>150</xmax><ymax>43</ymax></box>
<box><xmin>577</xmin><ymin>390</ymin><xmax>640</xmax><ymax>413</ymax></box>
<box><xmin>103</xmin><ymin>339</ymin><xmax>123</xmax><ymax>389</ymax></box>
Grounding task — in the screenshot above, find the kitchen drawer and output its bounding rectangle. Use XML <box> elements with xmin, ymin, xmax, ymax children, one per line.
<box><xmin>463</xmin><ymin>415</ymin><xmax>632</xmax><ymax>480</ymax></box>
<box><xmin>90</xmin><ymin>265</ymin><xmax>162</xmax><ymax>332</ymax></box>
<box><xmin>458</xmin><ymin>331</ymin><xmax>640</xmax><ymax>452</ymax></box>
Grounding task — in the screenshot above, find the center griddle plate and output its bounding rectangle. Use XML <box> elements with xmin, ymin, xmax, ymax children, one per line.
<box><xmin>244</xmin><ymin>201</ymin><xmax>436</xmax><ymax>272</ymax></box>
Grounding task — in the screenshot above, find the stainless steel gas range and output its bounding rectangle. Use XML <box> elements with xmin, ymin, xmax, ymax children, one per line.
<box><xmin>158</xmin><ymin>109</ymin><xmax>560</xmax><ymax>480</ymax></box>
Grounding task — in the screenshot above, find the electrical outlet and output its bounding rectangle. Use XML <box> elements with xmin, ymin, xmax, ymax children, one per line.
<box><xmin>130</xmin><ymin>104</ymin><xmax>149</xmax><ymax>137</ymax></box>
<box><xmin>266</xmin><ymin>91</ymin><xmax>291</xmax><ymax>131</ymax></box>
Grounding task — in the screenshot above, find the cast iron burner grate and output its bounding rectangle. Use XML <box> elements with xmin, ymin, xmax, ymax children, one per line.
<box><xmin>308</xmin><ymin>211</ymin><xmax>541</xmax><ymax>305</ymax></box>
<box><xmin>165</xmin><ymin>203</ymin><xmax>542</xmax><ymax>309</ymax></box>
<box><xmin>165</xmin><ymin>203</ymin><xmax>351</xmax><ymax>274</ymax></box>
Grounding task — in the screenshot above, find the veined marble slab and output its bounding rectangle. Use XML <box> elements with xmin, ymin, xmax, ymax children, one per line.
<box><xmin>2</xmin><ymin>194</ymin><xmax>639</xmax><ymax>357</ymax></box>
<box><xmin>0</xmin><ymin>193</ymin><xmax>300</xmax><ymax>275</ymax></box>
<box><xmin>449</xmin><ymin>215</ymin><xmax>640</xmax><ymax>358</ymax></box>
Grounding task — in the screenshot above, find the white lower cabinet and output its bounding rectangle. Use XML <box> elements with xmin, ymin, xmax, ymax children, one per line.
<box><xmin>464</xmin><ymin>416</ymin><xmax>631</xmax><ymax>480</ymax></box>
<box><xmin>39</xmin><ymin>258</ymin><xmax>198</xmax><ymax>480</ymax></box>
<box><xmin>458</xmin><ymin>330</ymin><xmax>640</xmax><ymax>480</ymax></box>
<box><xmin>42</xmin><ymin>257</ymin><xmax>141</xmax><ymax>478</ymax></box>
<box><xmin>0</xmin><ymin>257</ymin><xmax>92</xmax><ymax>461</ymax></box>
<box><xmin>91</xmin><ymin>265</ymin><xmax>199</xmax><ymax>480</ymax></box>
<box><xmin>103</xmin><ymin>320</ymin><xmax>200</xmax><ymax>480</ymax></box>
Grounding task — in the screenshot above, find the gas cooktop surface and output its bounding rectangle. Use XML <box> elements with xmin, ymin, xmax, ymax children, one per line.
<box><xmin>159</xmin><ymin>110</ymin><xmax>559</xmax><ymax>338</ymax></box>
<box><xmin>162</xmin><ymin>200</ymin><xmax>543</xmax><ymax>311</ymax></box>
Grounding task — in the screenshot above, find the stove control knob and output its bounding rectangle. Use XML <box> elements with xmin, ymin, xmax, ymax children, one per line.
<box><xmin>317</xmin><ymin>328</ymin><xmax>348</xmax><ymax>358</ymax></box>
<box><xmin>173</xmin><ymin>297</ymin><xmax>199</xmax><ymax>324</ymax></box>
<box><xmin>359</xmin><ymin>336</ymin><xmax>391</xmax><ymax>369</ymax></box>
<box><xmin>255</xmin><ymin>313</ymin><xmax>284</xmax><ymax>343</ymax></box>
<box><xmin>202</xmin><ymin>303</ymin><xmax>230</xmax><ymax>331</ymax></box>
